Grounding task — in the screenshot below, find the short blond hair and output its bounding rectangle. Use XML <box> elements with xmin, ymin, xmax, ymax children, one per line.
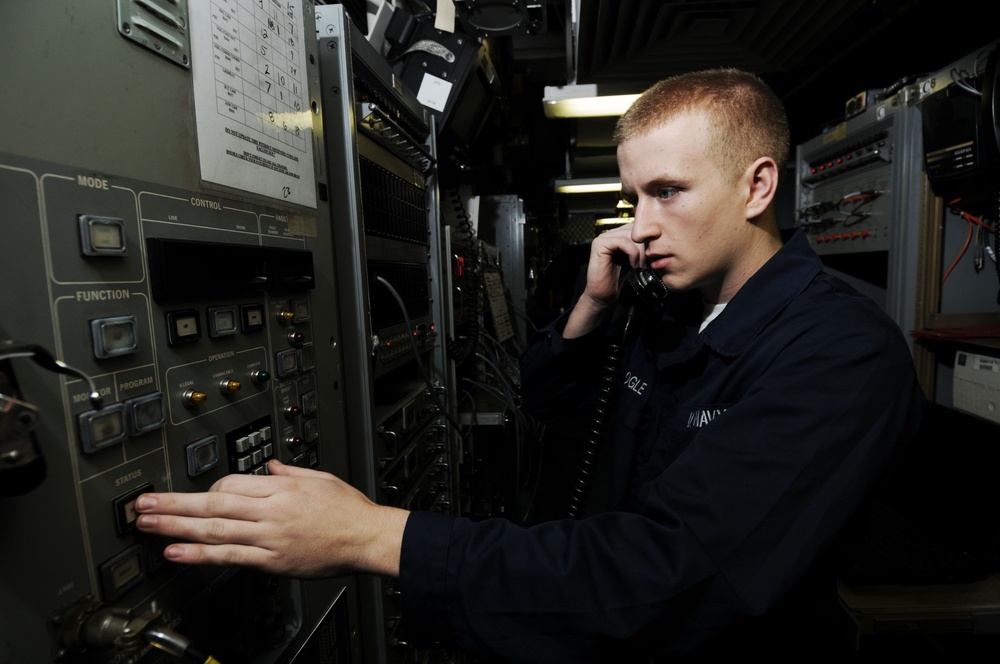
<box><xmin>614</xmin><ymin>68</ymin><xmax>790</xmax><ymax>184</ymax></box>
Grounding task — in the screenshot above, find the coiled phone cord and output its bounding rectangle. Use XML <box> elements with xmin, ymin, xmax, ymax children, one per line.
<box><xmin>565</xmin><ymin>267</ymin><xmax>668</xmax><ymax>518</ymax></box>
<box><xmin>566</xmin><ymin>339</ymin><xmax>622</xmax><ymax>518</ymax></box>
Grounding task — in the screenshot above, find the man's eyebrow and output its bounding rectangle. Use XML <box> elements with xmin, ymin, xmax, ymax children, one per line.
<box><xmin>647</xmin><ymin>174</ymin><xmax>685</xmax><ymax>187</ymax></box>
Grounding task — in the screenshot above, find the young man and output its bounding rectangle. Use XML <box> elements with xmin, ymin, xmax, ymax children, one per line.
<box><xmin>135</xmin><ymin>69</ymin><xmax>925</xmax><ymax>661</ymax></box>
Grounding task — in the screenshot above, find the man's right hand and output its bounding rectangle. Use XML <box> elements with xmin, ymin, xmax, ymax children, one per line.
<box><xmin>563</xmin><ymin>224</ymin><xmax>646</xmax><ymax>338</ymax></box>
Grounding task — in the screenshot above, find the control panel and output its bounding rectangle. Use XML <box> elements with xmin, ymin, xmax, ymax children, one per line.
<box><xmin>0</xmin><ymin>3</ymin><xmax>353</xmax><ymax>662</ymax></box>
<box><xmin>796</xmin><ymin>118</ymin><xmax>897</xmax><ymax>255</ymax></box>
<box><xmin>0</xmin><ymin>153</ymin><xmax>344</xmax><ymax>663</ymax></box>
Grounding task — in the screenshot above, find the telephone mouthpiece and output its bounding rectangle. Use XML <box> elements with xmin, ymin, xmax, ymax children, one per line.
<box><xmin>621</xmin><ymin>267</ymin><xmax>669</xmax><ymax>312</ymax></box>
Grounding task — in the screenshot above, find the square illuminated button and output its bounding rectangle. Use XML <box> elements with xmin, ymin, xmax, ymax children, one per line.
<box><xmin>301</xmin><ymin>390</ymin><xmax>317</xmax><ymax>416</ymax></box>
<box><xmin>208</xmin><ymin>306</ymin><xmax>239</xmax><ymax>338</ymax></box>
<box><xmin>275</xmin><ymin>349</ymin><xmax>298</xmax><ymax>378</ymax></box>
<box><xmin>79</xmin><ymin>403</ymin><xmax>127</xmax><ymax>453</ymax></box>
<box><xmin>113</xmin><ymin>482</ymin><xmax>153</xmax><ymax>534</ymax></box>
<box><xmin>298</xmin><ymin>343</ymin><xmax>315</xmax><ymax>370</ymax></box>
<box><xmin>91</xmin><ymin>316</ymin><xmax>138</xmax><ymax>358</ymax></box>
<box><xmin>79</xmin><ymin>215</ymin><xmax>127</xmax><ymax>256</ymax></box>
<box><xmin>292</xmin><ymin>299</ymin><xmax>310</xmax><ymax>322</ymax></box>
<box><xmin>186</xmin><ymin>435</ymin><xmax>219</xmax><ymax>477</ymax></box>
<box><xmin>241</xmin><ymin>304</ymin><xmax>266</xmax><ymax>332</ymax></box>
<box><xmin>166</xmin><ymin>310</ymin><xmax>200</xmax><ymax>345</ymax></box>
<box><xmin>100</xmin><ymin>545</ymin><xmax>144</xmax><ymax>600</ymax></box>
<box><xmin>303</xmin><ymin>417</ymin><xmax>319</xmax><ymax>443</ymax></box>
<box><xmin>125</xmin><ymin>392</ymin><xmax>166</xmax><ymax>436</ymax></box>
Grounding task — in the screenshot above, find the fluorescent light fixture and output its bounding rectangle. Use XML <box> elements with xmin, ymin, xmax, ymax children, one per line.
<box><xmin>543</xmin><ymin>84</ymin><xmax>640</xmax><ymax>118</ymax></box>
<box><xmin>595</xmin><ymin>216</ymin><xmax>634</xmax><ymax>226</ymax></box>
<box><xmin>554</xmin><ymin>177</ymin><xmax>621</xmax><ymax>194</ymax></box>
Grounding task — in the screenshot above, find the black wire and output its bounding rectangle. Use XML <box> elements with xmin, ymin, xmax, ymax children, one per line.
<box><xmin>995</xmin><ymin>187</ymin><xmax>1000</xmax><ymax>304</ymax></box>
<box><xmin>446</xmin><ymin>189</ymin><xmax>484</xmax><ymax>364</ymax></box>
<box><xmin>375</xmin><ymin>274</ymin><xmax>463</xmax><ymax>433</ymax></box>
<box><xmin>1</xmin><ymin>341</ymin><xmax>103</xmax><ymax>409</ymax></box>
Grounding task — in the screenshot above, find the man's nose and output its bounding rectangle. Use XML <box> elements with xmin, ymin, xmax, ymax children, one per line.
<box><xmin>629</xmin><ymin>204</ymin><xmax>653</xmax><ymax>244</ymax></box>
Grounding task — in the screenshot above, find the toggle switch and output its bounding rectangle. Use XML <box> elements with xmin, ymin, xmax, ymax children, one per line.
<box><xmin>182</xmin><ymin>390</ymin><xmax>208</xmax><ymax>407</ymax></box>
<box><xmin>219</xmin><ymin>379</ymin><xmax>242</xmax><ymax>395</ymax></box>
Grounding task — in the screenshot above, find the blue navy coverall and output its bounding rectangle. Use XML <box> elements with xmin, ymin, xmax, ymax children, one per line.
<box><xmin>399</xmin><ymin>230</ymin><xmax>926</xmax><ymax>662</ymax></box>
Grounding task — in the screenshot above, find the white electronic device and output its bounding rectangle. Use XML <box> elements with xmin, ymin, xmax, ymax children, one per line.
<box><xmin>953</xmin><ymin>350</ymin><xmax>1000</xmax><ymax>424</ymax></box>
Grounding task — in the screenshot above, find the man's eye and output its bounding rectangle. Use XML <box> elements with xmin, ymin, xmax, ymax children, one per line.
<box><xmin>657</xmin><ymin>188</ymin><xmax>678</xmax><ymax>200</ymax></box>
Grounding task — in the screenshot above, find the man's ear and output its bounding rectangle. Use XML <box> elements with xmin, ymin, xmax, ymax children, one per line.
<box><xmin>744</xmin><ymin>156</ymin><xmax>778</xmax><ymax>219</ymax></box>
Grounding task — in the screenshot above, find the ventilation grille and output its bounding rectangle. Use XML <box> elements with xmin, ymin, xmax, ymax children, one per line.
<box><xmin>359</xmin><ymin>156</ymin><xmax>430</xmax><ymax>245</ymax></box>
<box><xmin>117</xmin><ymin>0</ymin><xmax>191</xmax><ymax>68</ymax></box>
<box><xmin>367</xmin><ymin>261</ymin><xmax>431</xmax><ymax>331</ymax></box>
<box><xmin>574</xmin><ymin>0</ymin><xmax>874</xmax><ymax>91</ymax></box>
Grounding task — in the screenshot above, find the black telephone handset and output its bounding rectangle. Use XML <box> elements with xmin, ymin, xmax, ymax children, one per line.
<box><xmin>620</xmin><ymin>266</ymin><xmax>670</xmax><ymax>311</ymax></box>
<box><xmin>617</xmin><ymin>266</ymin><xmax>669</xmax><ymax>344</ymax></box>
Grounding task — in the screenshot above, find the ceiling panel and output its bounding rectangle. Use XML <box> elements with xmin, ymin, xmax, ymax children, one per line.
<box><xmin>497</xmin><ymin>0</ymin><xmax>997</xmax><ymax>215</ymax></box>
<box><xmin>576</xmin><ymin>0</ymin><xmax>872</xmax><ymax>90</ymax></box>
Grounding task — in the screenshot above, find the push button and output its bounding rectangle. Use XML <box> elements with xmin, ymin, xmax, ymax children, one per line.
<box><xmin>125</xmin><ymin>392</ymin><xmax>166</xmax><ymax>436</ymax></box>
<box><xmin>79</xmin><ymin>215</ymin><xmax>127</xmax><ymax>256</ymax></box>
<box><xmin>91</xmin><ymin>316</ymin><xmax>139</xmax><ymax>358</ymax></box>
<box><xmin>99</xmin><ymin>545</ymin><xmax>144</xmax><ymax>600</ymax></box>
<box><xmin>78</xmin><ymin>403</ymin><xmax>127</xmax><ymax>453</ymax></box>
<box><xmin>186</xmin><ymin>435</ymin><xmax>219</xmax><ymax>477</ymax></box>
<box><xmin>207</xmin><ymin>306</ymin><xmax>239</xmax><ymax>338</ymax></box>
<box><xmin>113</xmin><ymin>482</ymin><xmax>153</xmax><ymax>534</ymax></box>
<box><xmin>166</xmin><ymin>310</ymin><xmax>200</xmax><ymax>345</ymax></box>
